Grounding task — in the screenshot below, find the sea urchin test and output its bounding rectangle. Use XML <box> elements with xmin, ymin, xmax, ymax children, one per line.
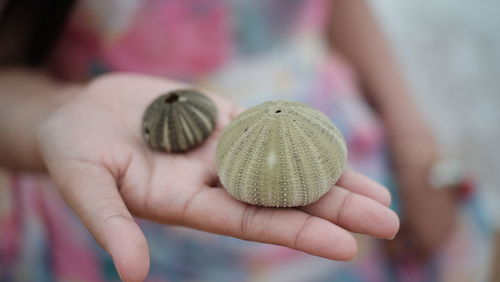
<box><xmin>216</xmin><ymin>100</ymin><xmax>347</xmax><ymax>207</ymax></box>
<box><xmin>142</xmin><ymin>89</ymin><xmax>217</xmax><ymax>153</ymax></box>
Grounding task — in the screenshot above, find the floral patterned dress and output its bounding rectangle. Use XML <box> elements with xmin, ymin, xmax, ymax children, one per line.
<box><xmin>0</xmin><ymin>0</ymin><xmax>491</xmax><ymax>281</ymax></box>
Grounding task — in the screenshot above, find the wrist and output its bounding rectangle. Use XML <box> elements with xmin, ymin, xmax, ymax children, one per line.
<box><xmin>0</xmin><ymin>69</ymin><xmax>81</xmax><ymax>171</ymax></box>
<box><xmin>390</xmin><ymin>135</ymin><xmax>473</xmax><ymax>200</ymax></box>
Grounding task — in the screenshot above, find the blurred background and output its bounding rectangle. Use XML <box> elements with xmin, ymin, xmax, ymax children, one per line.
<box><xmin>372</xmin><ymin>0</ymin><xmax>500</xmax><ymax>280</ymax></box>
<box><xmin>1</xmin><ymin>0</ymin><xmax>499</xmax><ymax>281</ymax></box>
<box><xmin>372</xmin><ymin>0</ymin><xmax>500</xmax><ymax>219</ymax></box>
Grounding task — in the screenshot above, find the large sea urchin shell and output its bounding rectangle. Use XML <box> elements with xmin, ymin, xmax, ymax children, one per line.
<box><xmin>142</xmin><ymin>89</ymin><xmax>217</xmax><ymax>153</ymax></box>
<box><xmin>216</xmin><ymin>100</ymin><xmax>347</xmax><ymax>207</ymax></box>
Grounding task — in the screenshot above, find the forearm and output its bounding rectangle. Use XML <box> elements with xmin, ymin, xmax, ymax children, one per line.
<box><xmin>330</xmin><ymin>0</ymin><xmax>434</xmax><ymax>143</ymax></box>
<box><xmin>0</xmin><ymin>68</ymin><xmax>79</xmax><ymax>170</ymax></box>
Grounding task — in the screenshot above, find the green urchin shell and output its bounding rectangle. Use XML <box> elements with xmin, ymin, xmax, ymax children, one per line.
<box><xmin>216</xmin><ymin>100</ymin><xmax>347</xmax><ymax>207</ymax></box>
<box><xmin>142</xmin><ymin>89</ymin><xmax>217</xmax><ymax>153</ymax></box>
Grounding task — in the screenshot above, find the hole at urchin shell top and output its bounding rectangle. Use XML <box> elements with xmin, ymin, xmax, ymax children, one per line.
<box><xmin>165</xmin><ymin>94</ymin><xmax>180</xmax><ymax>104</ymax></box>
<box><xmin>243</xmin><ymin>128</ymin><xmax>248</xmax><ymax>132</ymax></box>
<box><xmin>275</xmin><ymin>110</ymin><xmax>281</xmax><ymax>113</ymax></box>
<box><xmin>144</xmin><ymin>128</ymin><xmax>150</xmax><ymax>138</ymax></box>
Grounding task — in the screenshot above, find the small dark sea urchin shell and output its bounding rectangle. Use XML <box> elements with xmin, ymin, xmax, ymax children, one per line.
<box><xmin>142</xmin><ymin>89</ymin><xmax>218</xmax><ymax>153</ymax></box>
<box><xmin>216</xmin><ymin>100</ymin><xmax>347</xmax><ymax>207</ymax></box>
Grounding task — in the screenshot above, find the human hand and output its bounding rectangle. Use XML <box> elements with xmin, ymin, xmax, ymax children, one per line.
<box><xmin>386</xmin><ymin>140</ymin><xmax>457</xmax><ymax>260</ymax></box>
<box><xmin>38</xmin><ymin>73</ymin><xmax>399</xmax><ymax>282</ymax></box>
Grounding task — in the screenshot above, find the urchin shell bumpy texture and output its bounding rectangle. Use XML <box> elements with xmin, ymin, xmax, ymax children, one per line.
<box><xmin>142</xmin><ymin>89</ymin><xmax>218</xmax><ymax>153</ymax></box>
<box><xmin>216</xmin><ymin>100</ymin><xmax>347</xmax><ymax>207</ymax></box>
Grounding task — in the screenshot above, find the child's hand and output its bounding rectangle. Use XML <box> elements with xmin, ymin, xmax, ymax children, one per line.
<box><xmin>386</xmin><ymin>141</ymin><xmax>457</xmax><ymax>260</ymax></box>
<box><xmin>38</xmin><ymin>73</ymin><xmax>399</xmax><ymax>282</ymax></box>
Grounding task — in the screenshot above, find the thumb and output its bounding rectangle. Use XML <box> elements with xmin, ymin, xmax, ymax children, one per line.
<box><xmin>47</xmin><ymin>159</ymin><xmax>149</xmax><ymax>282</ymax></box>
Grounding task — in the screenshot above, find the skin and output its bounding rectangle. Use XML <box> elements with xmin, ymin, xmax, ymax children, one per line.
<box><xmin>1</xmin><ymin>72</ymin><xmax>398</xmax><ymax>282</ymax></box>
<box><xmin>330</xmin><ymin>0</ymin><xmax>457</xmax><ymax>259</ymax></box>
<box><xmin>0</xmin><ymin>0</ymin><xmax>457</xmax><ymax>280</ymax></box>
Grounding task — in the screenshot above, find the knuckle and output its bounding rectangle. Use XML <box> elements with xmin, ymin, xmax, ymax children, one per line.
<box><xmin>240</xmin><ymin>205</ymin><xmax>259</xmax><ymax>237</ymax></box>
<box><xmin>337</xmin><ymin>192</ymin><xmax>355</xmax><ymax>225</ymax></box>
<box><xmin>98</xmin><ymin>205</ymin><xmax>132</xmax><ymax>227</ymax></box>
<box><xmin>293</xmin><ymin>215</ymin><xmax>315</xmax><ymax>249</ymax></box>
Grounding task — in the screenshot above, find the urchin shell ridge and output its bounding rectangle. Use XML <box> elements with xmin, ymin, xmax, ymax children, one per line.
<box><xmin>142</xmin><ymin>89</ymin><xmax>217</xmax><ymax>153</ymax></box>
<box><xmin>216</xmin><ymin>100</ymin><xmax>347</xmax><ymax>207</ymax></box>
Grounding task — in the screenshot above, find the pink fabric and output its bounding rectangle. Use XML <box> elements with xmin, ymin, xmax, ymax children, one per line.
<box><xmin>101</xmin><ymin>0</ymin><xmax>231</xmax><ymax>78</ymax></box>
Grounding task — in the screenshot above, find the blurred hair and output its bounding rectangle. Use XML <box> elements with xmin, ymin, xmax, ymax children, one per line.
<box><xmin>0</xmin><ymin>0</ymin><xmax>76</xmax><ymax>66</ymax></box>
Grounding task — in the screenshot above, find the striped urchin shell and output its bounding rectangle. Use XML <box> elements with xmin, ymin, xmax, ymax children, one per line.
<box><xmin>142</xmin><ymin>89</ymin><xmax>217</xmax><ymax>153</ymax></box>
<box><xmin>216</xmin><ymin>100</ymin><xmax>347</xmax><ymax>207</ymax></box>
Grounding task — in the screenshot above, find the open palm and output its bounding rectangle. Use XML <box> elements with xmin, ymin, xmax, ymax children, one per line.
<box><xmin>38</xmin><ymin>73</ymin><xmax>399</xmax><ymax>282</ymax></box>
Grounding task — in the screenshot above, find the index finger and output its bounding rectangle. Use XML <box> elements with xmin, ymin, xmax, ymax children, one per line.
<box><xmin>176</xmin><ymin>187</ymin><xmax>358</xmax><ymax>261</ymax></box>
